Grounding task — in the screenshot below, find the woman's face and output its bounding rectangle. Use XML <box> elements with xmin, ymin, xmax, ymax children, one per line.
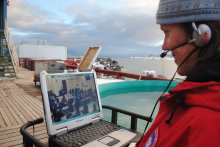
<box><xmin>161</xmin><ymin>24</ymin><xmax>196</xmax><ymax>76</ymax></box>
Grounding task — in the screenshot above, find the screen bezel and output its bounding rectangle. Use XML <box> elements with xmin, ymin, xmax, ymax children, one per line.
<box><xmin>40</xmin><ymin>70</ymin><xmax>103</xmax><ymax>136</ymax></box>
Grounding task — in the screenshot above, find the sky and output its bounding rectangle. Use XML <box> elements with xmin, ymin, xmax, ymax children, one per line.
<box><xmin>7</xmin><ymin>0</ymin><xmax>165</xmax><ymax>57</ymax></box>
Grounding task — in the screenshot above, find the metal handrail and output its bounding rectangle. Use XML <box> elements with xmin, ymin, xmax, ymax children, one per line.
<box><xmin>102</xmin><ymin>105</ymin><xmax>152</xmax><ymax>131</ymax></box>
<box><xmin>4</xmin><ymin>18</ymin><xmax>19</xmax><ymax>75</ymax></box>
<box><xmin>20</xmin><ymin>118</ymin><xmax>47</xmax><ymax>147</ymax></box>
<box><xmin>20</xmin><ymin>105</ymin><xmax>152</xmax><ymax>147</ymax></box>
<box><xmin>94</xmin><ymin>68</ymin><xmax>172</xmax><ymax>81</ymax></box>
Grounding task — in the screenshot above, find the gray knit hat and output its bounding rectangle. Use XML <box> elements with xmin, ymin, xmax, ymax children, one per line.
<box><xmin>156</xmin><ymin>0</ymin><xmax>220</xmax><ymax>24</ymax></box>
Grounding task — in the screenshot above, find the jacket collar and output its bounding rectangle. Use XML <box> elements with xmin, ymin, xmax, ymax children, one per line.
<box><xmin>185</xmin><ymin>59</ymin><xmax>220</xmax><ymax>82</ymax></box>
<box><xmin>169</xmin><ymin>81</ymin><xmax>220</xmax><ymax>93</ymax></box>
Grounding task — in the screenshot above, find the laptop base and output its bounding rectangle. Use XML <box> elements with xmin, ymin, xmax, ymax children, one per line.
<box><xmin>48</xmin><ymin>120</ymin><xmax>142</xmax><ymax>147</ymax></box>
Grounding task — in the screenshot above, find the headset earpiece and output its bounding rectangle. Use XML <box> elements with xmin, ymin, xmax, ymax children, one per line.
<box><xmin>192</xmin><ymin>22</ymin><xmax>211</xmax><ymax>47</ymax></box>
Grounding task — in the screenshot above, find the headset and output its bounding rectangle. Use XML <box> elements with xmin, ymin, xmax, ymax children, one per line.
<box><xmin>160</xmin><ymin>22</ymin><xmax>212</xmax><ymax>58</ymax></box>
<box><xmin>137</xmin><ymin>22</ymin><xmax>212</xmax><ymax>147</ymax></box>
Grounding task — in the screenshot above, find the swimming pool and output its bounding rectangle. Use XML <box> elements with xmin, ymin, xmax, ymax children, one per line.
<box><xmin>98</xmin><ymin>80</ymin><xmax>180</xmax><ymax>133</ymax></box>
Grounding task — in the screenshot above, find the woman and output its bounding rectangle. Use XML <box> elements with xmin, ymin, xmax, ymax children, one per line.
<box><xmin>137</xmin><ymin>0</ymin><xmax>220</xmax><ymax>147</ymax></box>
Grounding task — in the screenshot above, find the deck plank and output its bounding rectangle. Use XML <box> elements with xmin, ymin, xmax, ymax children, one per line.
<box><xmin>0</xmin><ymin>79</ymin><xmax>49</xmax><ymax>146</ymax></box>
<box><xmin>0</xmin><ymin>83</ymin><xmax>18</xmax><ymax>127</ymax></box>
<box><xmin>5</xmin><ymin>82</ymin><xmax>44</xmax><ymax>118</ymax></box>
<box><xmin>1</xmin><ymin>139</ymin><xmax>23</xmax><ymax>147</ymax></box>
<box><xmin>0</xmin><ymin>111</ymin><xmax>6</xmax><ymax>128</ymax></box>
<box><xmin>21</xmin><ymin>94</ymin><xmax>44</xmax><ymax>116</ymax></box>
<box><xmin>12</xmin><ymin>84</ymin><xmax>45</xmax><ymax>119</ymax></box>
<box><xmin>6</xmin><ymin>94</ymin><xmax>28</xmax><ymax>123</ymax></box>
<box><xmin>0</xmin><ymin>122</ymin><xmax>48</xmax><ymax>146</ymax></box>
<box><xmin>0</xmin><ymin>90</ymin><xmax>24</xmax><ymax>125</ymax></box>
<box><xmin>0</xmin><ymin>102</ymin><xmax>18</xmax><ymax>126</ymax></box>
<box><xmin>0</xmin><ymin>124</ymin><xmax>21</xmax><ymax>132</ymax></box>
<box><xmin>11</xmin><ymin>82</ymin><xmax>44</xmax><ymax>110</ymax></box>
<box><xmin>0</xmin><ymin>131</ymin><xmax>21</xmax><ymax>140</ymax></box>
<box><xmin>0</xmin><ymin>94</ymin><xmax>14</xmax><ymax>127</ymax></box>
<box><xmin>1</xmin><ymin>89</ymin><xmax>27</xmax><ymax>124</ymax></box>
<box><xmin>0</xmin><ymin>135</ymin><xmax>22</xmax><ymax>144</ymax></box>
<box><xmin>8</xmin><ymin>85</ymin><xmax>40</xmax><ymax>119</ymax></box>
<box><xmin>12</xmin><ymin>145</ymin><xmax>22</xmax><ymax>147</ymax></box>
<box><xmin>0</xmin><ymin>127</ymin><xmax>21</xmax><ymax>136</ymax></box>
<box><xmin>0</xmin><ymin>122</ymin><xmax>45</xmax><ymax>136</ymax></box>
<box><xmin>7</xmin><ymin>90</ymin><xmax>38</xmax><ymax>121</ymax></box>
<box><xmin>10</xmin><ymin>94</ymin><xmax>36</xmax><ymax>121</ymax></box>
<box><xmin>0</xmin><ymin>86</ymin><xmax>7</xmax><ymax>97</ymax></box>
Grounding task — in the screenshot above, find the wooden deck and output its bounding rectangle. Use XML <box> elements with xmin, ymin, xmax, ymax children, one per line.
<box><xmin>0</xmin><ymin>80</ymin><xmax>48</xmax><ymax>146</ymax></box>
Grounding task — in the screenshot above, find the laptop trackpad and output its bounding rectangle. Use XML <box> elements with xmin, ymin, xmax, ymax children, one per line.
<box><xmin>82</xmin><ymin>129</ymin><xmax>136</xmax><ymax>147</ymax></box>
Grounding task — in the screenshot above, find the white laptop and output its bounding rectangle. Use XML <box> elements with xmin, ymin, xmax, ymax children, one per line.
<box><xmin>40</xmin><ymin>69</ymin><xmax>140</xmax><ymax>147</ymax></box>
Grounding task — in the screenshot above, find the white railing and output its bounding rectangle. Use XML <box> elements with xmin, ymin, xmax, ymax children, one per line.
<box><xmin>4</xmin><ymin>18</ymin><xmax>19</xmax><ymax>76</ymax></box>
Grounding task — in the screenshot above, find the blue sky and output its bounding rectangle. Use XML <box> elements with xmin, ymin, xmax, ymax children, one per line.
<box><xmin>7</xmin><ymin>0</ymin><xmax>165</xmax><ymax>57</ymax></box>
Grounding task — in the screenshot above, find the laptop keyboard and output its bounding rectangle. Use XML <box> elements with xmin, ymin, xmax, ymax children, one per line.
<box><xmin>55</xmin><ymin>120</ymin><xmax>122</xmax><ymax>147</ymax></box>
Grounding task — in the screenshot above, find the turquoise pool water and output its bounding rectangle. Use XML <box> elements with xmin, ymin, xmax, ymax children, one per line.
<box><xmin>98</xmin><ymin>80</ymin><xmax>179</xmax><ymax>133</ymax></box>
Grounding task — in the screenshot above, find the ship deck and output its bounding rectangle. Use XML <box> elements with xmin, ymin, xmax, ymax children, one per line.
<box><xmin>0</xmin><ymin>67</ymin><xmax>123</xmax><ymax>147</ymax></box>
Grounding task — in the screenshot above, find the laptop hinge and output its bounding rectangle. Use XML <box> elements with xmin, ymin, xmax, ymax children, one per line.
<box><xmin>92</xmin><ymin>116</ymin><xmax>100</xmax><ymax>124</ymax></box>
<box><xmin>56</xmin><ymin>127</ymin><xmax>68</xmax><ymax>136</ymax></box>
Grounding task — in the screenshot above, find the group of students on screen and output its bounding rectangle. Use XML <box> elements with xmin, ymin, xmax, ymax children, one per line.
<box><xmin>68</xmin><ymin>84</ymin><xmax>97</xmax><ymax>102</ymax></box>
<box><xmin>48</xmin><ymin>85</ymin><xmax>98</xmax><ymax>123</ymax></box>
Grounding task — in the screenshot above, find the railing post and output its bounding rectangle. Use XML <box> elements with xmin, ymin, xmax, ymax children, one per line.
<box><xmin>131</xmin><ymin>116</ymin><xmax>137</xmax><ymax>131</ymax></box>
<box><xmin>23</xmin><ymin>137</ymin><xmax>34</xmax><ymax>147</ymax></box>
<box><xmin>111</xmin><ymin>110</ymin><xmax>118</xmax><ymax>124</ymax></box>
<box><xmin>116</xmin><ymin>73</ymin><xmax>122</xmax><ymax>79</ymax></box>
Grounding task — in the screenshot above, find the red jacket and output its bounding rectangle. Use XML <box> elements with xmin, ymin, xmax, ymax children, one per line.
<box><xmin>138</xmin><ymin>81</ymin><xmax>220</xmax><ymax>147</ymax></box>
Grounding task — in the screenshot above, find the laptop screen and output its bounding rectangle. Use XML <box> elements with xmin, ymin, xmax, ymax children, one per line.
<box><xmin>45</xmin><ymin>73</ymin><xmax>100</xmax><ymax>126</ymax></box>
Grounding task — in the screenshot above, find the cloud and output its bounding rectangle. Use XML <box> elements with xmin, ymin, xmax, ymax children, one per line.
<box><xmin>7</xmin><ymin>0</ymin><xmax>163</xmax><ymax>57</ymax></box>
<box><xmin>7</xmin><ymin>0</ymin><xmax>49</xmax><ymax>28</ymax></box>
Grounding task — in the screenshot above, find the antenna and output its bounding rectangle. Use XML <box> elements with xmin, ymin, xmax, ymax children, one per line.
<box><xmin>92</xmin><ymin>36</ymin><xmax>93</xmax><ymax>48</ymax></box>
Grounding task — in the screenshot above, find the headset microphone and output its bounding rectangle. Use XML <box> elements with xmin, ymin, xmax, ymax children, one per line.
<box><xmin>160</xmin><ymin>39</ymin><xmax>196</xmax><ymax>58</ymax></box>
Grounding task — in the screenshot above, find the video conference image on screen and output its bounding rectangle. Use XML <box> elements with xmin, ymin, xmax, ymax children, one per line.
<box><xmin>45</xmin><ymin>73</ymin><xmax>100</xmax><ymax>125</ymax></box>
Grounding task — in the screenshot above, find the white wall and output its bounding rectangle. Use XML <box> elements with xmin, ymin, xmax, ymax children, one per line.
<box><xmin>16</xmin><ymin>44</ymin><xmax>67</xmax><ymax>60</ymax></box>
<box><xmin>46</xmin><ymin>76</ymin><xmax>63</xmax><ymax>96</ymax></box>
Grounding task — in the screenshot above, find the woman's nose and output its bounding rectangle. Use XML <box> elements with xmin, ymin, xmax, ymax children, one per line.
<box><xmin>162</xmin><ymin>39</ymin><xmax>169</xmax><ymax>51</ymax></box>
